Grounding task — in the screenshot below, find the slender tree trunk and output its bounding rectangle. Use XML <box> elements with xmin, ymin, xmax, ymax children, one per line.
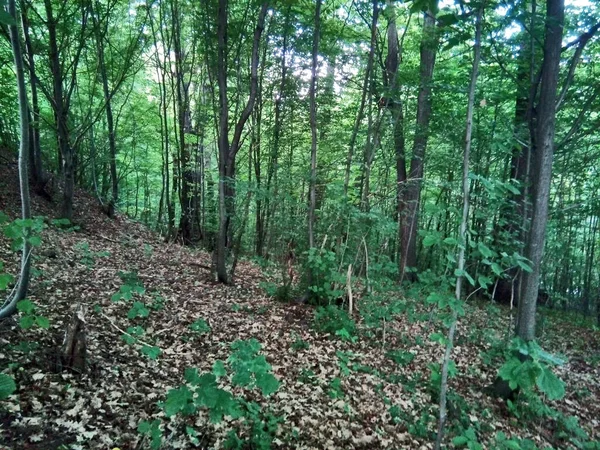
<box><xmin>343</xmin><ymin>0</ymin><xmax>377</xmax><ymax>197</ymax></box>
<box><xmin>258</xmin><ymin>6</ymin><xmax>291</xmax><ymax>257</ymax></box>
<box><xmin>516</xmin><ymin>0</ymin><xmax>565</xmax><ymax>341</ymax></box>
<box><xmin>0</xmin><ymin>0</ymin><xmax>32</xmax><ymax>319</ymax></box>
<box><xmin>215</xmin><ymin>0</ymin><xmax>231</xmax><ymax>281</ymax></box>
<box><xmin>91</xmin><ymin>3</ymin><xmax>118</xmax><ymax>217</ymax></box>
<box><xmin>582</xmin><ymin>214</ymin><xmax>597</xmax><ymax>315</ymax></box>
<box><xmin>22</xmin><ymin>8</ymin><xmax>43</xmax><ymax>188</ymax></box>
<box><xmin>44</xmin><ymin>0</ymin><xmax>73</xmax><ymax>219</ymax></box>
<box><xmin>435</xmin><ymin>7</ymin><xmax>482</xmax><ymax>448</ymax></box>
<box><xmin>307</xmin><ymin>0</ymin><xmax>322</xmax><ymax>252</ymax></box>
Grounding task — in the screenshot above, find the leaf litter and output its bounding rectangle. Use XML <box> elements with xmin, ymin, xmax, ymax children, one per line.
<box><xmin>0</xmin><ymin>165</ymin><xmax>599</xmax><ymax>449</ymax></box>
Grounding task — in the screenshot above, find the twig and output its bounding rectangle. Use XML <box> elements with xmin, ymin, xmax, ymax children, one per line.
<box><xmin>99</xmin><ymin>311</ymin><xmax>157</xmax><ymax>349</ymax></box>
<box><xmin>346</xmin><ymin>264</ymin><xmax>353</xmax><ymax>315</ymax></box>
<box><xmin>189</xmin><ymin>262</ymin><xmax>213</xmax><ymax>272</ymax></box>
<box><xmin>97</xmin><ymin>234</ymin><xmax>121</xmax><ymax>244</ymax></box>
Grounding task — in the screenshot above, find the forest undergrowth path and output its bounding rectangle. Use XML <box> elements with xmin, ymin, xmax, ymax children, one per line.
<box><xmin>1</xmin><ymin>161</ymin><xmax>599</xmax><ymax>449</ymax></box>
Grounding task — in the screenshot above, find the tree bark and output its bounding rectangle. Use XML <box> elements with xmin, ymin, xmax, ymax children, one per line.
<box><xmin>21</xmin><ymin>8</ymin><xmax>43</xmax><ymax>189</ymax></box>
<box><xmin>91</xmin><ymin>1</ymin><xmax>118</xmax><ymax>217</ymax></box>
<box><xmin>0</xmin><ymin>0</ymin><xmax>32</xmax><ymax>319</ymax></box>
<box><xmin>215</xmin><ymin>1</ymin><xmax>268</xmax><ymax>282</ymax></box>
<box><xmin>399</xmin><ymin>8</ymin><xmax>438</xmax><ymax>282</ymax></box>
<box><xmin>307</xmin><ymin>0</ymin><xmax>322</xmax><ymax>252</ymax></box>
<box><xmin>516</xmin><ymin>0</ymin><xmax>565</xmax><ymax>341</ymax></box>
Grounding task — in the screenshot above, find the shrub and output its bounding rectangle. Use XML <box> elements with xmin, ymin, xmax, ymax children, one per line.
<box><xmin>313</xmin><ymin>305</ymin><xmax>356</xmax><ymax>341</ymax></box>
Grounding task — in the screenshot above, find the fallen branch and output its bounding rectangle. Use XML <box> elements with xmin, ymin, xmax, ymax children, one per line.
<box><xmin>100</xmin><ymin>311</ymin><xmax>157</xmax><ymax>349</ymax></box>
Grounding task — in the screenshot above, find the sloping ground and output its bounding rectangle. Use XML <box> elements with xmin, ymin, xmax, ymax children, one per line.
<box><xmin>1</xmin><ymin>158</ymin><xmax>599</xmax><ymax>449</ymax></box>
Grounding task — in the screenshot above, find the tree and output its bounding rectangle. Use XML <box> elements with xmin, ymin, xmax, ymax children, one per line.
<box><xmin>435</xmin><ymin>5</ymin><xmax>483</xmax><ymax>447</ymax></box>
<box><xmin>42</xmin><ymin>0</ymin><xmax>88</xmax><ymax>220</ymax></box>
<box><xmin>0</xmin><ymin>0</ymin><xmax>32</xmax><ymax>319</ymax></box>
<box><xmin>214</xmin><ymin>0</ymin><xmax>268</xmax><ymax>283</ymax></box>
<box><xmin>307</xmin><ymin>0</ymin><xmax>322</xmax><ymax>252</ymax></box>
<box><xmin>516</xmin><ymin>0</ymin><xmax>565</xmax><ymax>341</ymax></box>
<box><xmin>399</xmin><ymin>5</ymin><xmax>438</xmax><ymax>282</ymax></box>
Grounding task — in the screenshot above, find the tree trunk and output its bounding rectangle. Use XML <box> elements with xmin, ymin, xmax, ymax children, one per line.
<box><xmin>343</xmin><ymin>0</ymin><xmax>377</xmax><ymax>197</ymax></box>
<box><xmin>516</xmin><ymin>0</ymin><xmax>565</xmax><ymax>341</ymax></box>
<box><xmin>400</xmin><ymin>8</ymin><xmax>438</xmax><ymax>282</ymax></box>
<box><xmin>21</xmin><ymin>8</ymin><xmax>43</xmax><ymax>188</ymax></box>
<box><xmin>215</xmin><ymin>1</ymin><xmax>268</xmax><ymax>282</ymax></box>
<box><xmin>435</xmin><ymin>7</ymin><xmax>482</xmax><ymax>448</ymax></box>
<box><xmin>0</xmin><ymin>0</ymin><xmax>32</xmax><ymax>319</ymax></box>
<box><xmin>91</xmin><ymin>3</ymin><xmax>118</xmax><ymax>217</ymax></box>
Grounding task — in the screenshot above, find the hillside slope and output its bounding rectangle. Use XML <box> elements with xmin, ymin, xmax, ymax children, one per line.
<box><xmin>1</xmin><ymin>157</ymin><xmax>599</xmax><ymax>449</ymax></box>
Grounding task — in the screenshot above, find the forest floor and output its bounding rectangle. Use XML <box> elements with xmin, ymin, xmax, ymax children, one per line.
<box><xmin>1</xmin><ymin>157</ymin><xmax>599</xmax><ymax>449</ymax></box>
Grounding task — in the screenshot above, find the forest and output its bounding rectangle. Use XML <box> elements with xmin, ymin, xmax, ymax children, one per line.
<box><xmin>0</xmin><ymin>0</ymin><xmax>599</xmax><ymax>448</ymax></box>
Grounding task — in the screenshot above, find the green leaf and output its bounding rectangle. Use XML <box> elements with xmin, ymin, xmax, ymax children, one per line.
<box><xmin>517</xmin><ymin>259</ymin><xmax>533</xmax><ymax>273</ymax></box>
<box><xmin>478</xmin><ymin>276</ymin><xmax>492</xmax><ymax>289</ymax></box>
<box><xmin>128</xmin><ymin>301</ymin><xmax>150</xmax><ymax>319</ymax></box>
<box><xmin>437</xmin><ymin>12</ymin><xmax>459</xmax><ymax>27</ymax></box>
<box><xmin>17</xmin><ymin>299</ymin><xmax>35</xmax><ymax>315</ymax></box>
<box><xmin>207</xmin><ymin>389</ymin><xmax>240</xmax><ymax>423</ymax></box>
<box><xmin>505</xmin><ymin>183</ymin><xmax>520</xmax><ymax>195</ymax></box>
<box><xmin>121</xmin><ymin>334</ymin><xmax>136</xmax><ymax>345</ymax></box>
<box><xmin>477</xmin><ymin>242</ymin><xmax>494</xmax><ymax>258</ymax></box>
<box><xmin>0</xmin><ymin>8</ymin><xmax>15</xmax><ymax>26</ymax></box>
<box><xmin>19</xmin><ymin>316</ymin><xmax>35</xmax><ymax>329</ymax></box>
<box><xmin>423</xmin><ymin>234</ymin><xmax>439</xmax><ymax>247</ymax></box>
<box><xmin>491</xmin><ymin>263</ymin><xmax>503</xmax><ymax>276</ymax></box>
<box><xmin>453</xmin><ymin>436</ymin><xmax>469</xmax><ymax>446</ymax></box>
<box><xmin>35</xmin><ymin>316</ymin><xmax>50</xmax><ymax>329</ymax></box>
<box><xmin>537</xmin><ymin>366</ymin><xmax>565</xmax><ymax>400</ymax></box>
<box><xmin>498</xmin><ymin>358</ymin><xmax>522</xmax><ymax>390</ymax></box>
<box><xmin>464</xmin><ymin>271</ymin><xmax>475</xmax><ymax>286</ymax></box>
<box><xmin>189</xmin><ymin>318</ymin><xmax>211</xmax><ymax>334</ymax></box>
<box><xmin>256</xmin><ymin>372</ymin><xmax>280</xmax><ymax>396</ymax></box>
<box><xmin>28</xmin><ymin>236</ymin><xmax>41</xmax><ymax>247</ymax></box>
<box><xmin>141</xmin><ymin>345</ymin><xmax>161</xmax><ymax>360</ymax></box>
<box><xmin>0</xmin><ymin>373</ymin><xmax>16</xmax><ymax>399</ymax></box>
<box><xmin>163</xmin><ymin>385</ymin><xmax>193</xmax><ymax>417</ymax></box>
<box><xmin>429</xmin><ymin>332</ymin><xmax>448</xmax><ymax>345</ymax></box>
<box><xmin>184</xmin><ymin>367</ymin><xmax>200</xmax><ymax>384</ymax></box>
<box><xmin>536</xmin><ymin>349</ymin><xmax>565</xmax><ymax>366</ymax></box>
<box><xmin>212</xmin><ymin>360</ymin><xmax>226</xmax><ymax>378</ymax></box>
<box><xmin>0</xmin><ymin>273</ymin><xmax>13</xmax><ymax>290</ymax></box>
<box><xmin>137</xmin><ymin>420</ymin><xmax>151</xmax><ymax>434</ymax></box>
<box><xmin>186</xmin><ymin>425</ymin><xmax>200</xmax><ymax>445</ymax></box>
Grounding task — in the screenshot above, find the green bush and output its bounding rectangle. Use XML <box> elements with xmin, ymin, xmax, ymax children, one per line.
<box><xmin>313</xmin><ymin>305</ymin><xmax>356</xmax><ymax>341</ymax></box>
<box><xmin>304</xmin><ymin>248</ymin><xmax>345</xmax><ymax>304</ymax></box>
<box><xmin>498</xmin><ymin>338</ymin><xmax>565</xmax><ymax>401</ymax></box>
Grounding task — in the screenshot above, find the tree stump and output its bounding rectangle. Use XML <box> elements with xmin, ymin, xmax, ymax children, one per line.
<box><xmin>61</xmin><ymin>305</ymin><xmax>87</xmax><ymax>373</ymax></box>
